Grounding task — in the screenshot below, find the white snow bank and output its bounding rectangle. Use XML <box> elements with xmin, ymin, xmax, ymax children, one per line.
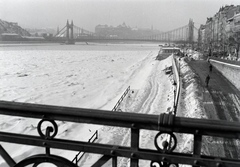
<box><xmin>174</xmin><ymin>58</ymin><xmax>207</xmax><ymax>167</ymax></box>
<box><xmin>175</xmin><ymin>58</ymin><xmax>230</xmax><ymax>166</ymax></box>
<box><xmin>177</xmin><ymin>58</ymin><xmax>206</xmax><ymax>119</ymax></box>
<box><xmin>79</xmin><ymin>54</ymin><xmax>175</xmax><ymax>167</ymax></box>
<box><xmin>192</xmin><ymin>52</ymin><xmax>204</xmax><ymax>60</ymax></box>
<box><xmin>185</xmin><ymin>49</ymin><xmax>204</xmax><ymax>60</ymax></box>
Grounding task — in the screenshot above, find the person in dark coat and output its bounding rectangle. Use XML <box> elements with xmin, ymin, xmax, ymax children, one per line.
<box><xmin>205</xmin><ymin>75</ymin><xmax>210</xmax><ymax>87</ymax></box>
<box><xmin>209</xmin><ymin>64</ymin><xmax>213</xmax><ymax>72</ymax></box>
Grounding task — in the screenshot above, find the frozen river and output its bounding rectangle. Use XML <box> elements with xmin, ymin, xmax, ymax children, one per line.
<box><xmin>0</xmin><ymin>43</ymin><xmax>160</xmax><ymax>108</ymax></box>
<box><xmin>0</xmin><ymin>42</ymin><xmax>174</xmax><ymax>166</ymax></box>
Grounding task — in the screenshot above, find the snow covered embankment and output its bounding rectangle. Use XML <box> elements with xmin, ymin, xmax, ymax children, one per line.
<box><xmin>177</xmin><ymin>58</ymin><xmax>206</xmax><ymax>119</ymax></box>
<box><xmin>175</xmin><ymin>58</ymin><xmax>206</xmax><ymax>157</ymax></box>
<box><xmin>176</xmin><ymin>58</ymin><xmax>225</xmax><ymax>159</ymax></box>
<box><xmin>79</xmin><ymin>55</ymin><xmax>175</xmax><ymax>167</ymax></box>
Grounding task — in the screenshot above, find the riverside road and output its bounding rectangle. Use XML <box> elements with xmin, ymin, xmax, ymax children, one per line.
<box><xmin>188</xmin><ymin>59</ymin><xmax>240</xmax><ymax>159</ymax></box>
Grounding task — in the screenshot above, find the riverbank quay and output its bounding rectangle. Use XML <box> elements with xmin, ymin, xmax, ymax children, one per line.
<box><xmin>210</xmin><ymin>57</ymin><xmax>240</xmax><ymax>66</ymax></box>
<box><xmin>187</xmin><ymin>59</ymin><xmax>240</xmax><ymax>159</ymax></box>
<box><xmin>209</xmin><ymin>58</ymin><xmax>240</xmax><ymax>91</ymax></box>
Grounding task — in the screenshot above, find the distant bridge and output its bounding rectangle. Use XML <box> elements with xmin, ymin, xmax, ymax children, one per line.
<box><xmin>54</xmin><ymin>19</ymin><xmax>198</xmax><ymax>44</ymax></box>
<box><xmin>143</xmin><ymin>19</ymin><xmax>198</xmax><ymax>44</ymax></box>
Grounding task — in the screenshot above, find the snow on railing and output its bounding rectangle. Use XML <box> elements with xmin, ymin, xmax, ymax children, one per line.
<box><xmin>112</xmin><ymin>86</ymin><xmax>130</xmax><ymax>111</ymax></box>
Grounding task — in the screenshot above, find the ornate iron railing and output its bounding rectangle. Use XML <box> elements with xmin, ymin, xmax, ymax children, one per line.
<box><xmin>0</xmin><ymin>100</ymin><xmax>240</xmax><ymax>167</ymax></box>
<box><xmin>112</xmin><ymin>86</ymin><xmax>130</xmax><ymax>111</ymax></box>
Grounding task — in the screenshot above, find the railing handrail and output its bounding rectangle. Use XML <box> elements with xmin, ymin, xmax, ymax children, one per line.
<box><xmin>0</xmin><ymin>101</ymin><xmax>240</xmax><ymax>166</ymax></box>
<box><xmin>112</xmin><ymin>86</ymin><xmax>130</xmax><ymax>111</ymax></box>
<box><xmin>0</xmin><ymin>100</ymin><xmax>239</xmax><ymax>134</ymax></box>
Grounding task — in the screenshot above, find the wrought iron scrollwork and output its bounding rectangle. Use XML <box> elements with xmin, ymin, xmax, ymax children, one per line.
<box><xmin>154</xmin><ymin>132</ymin><xmax>177</xmax><ymax>153</ymax></box>
<box><xmin>13</xmin><ymin>119</ymin><xmax>78</xmax><ymax>167</ymax></box>
<box><xmin>37</xmin><ymin>119</ymin><xmax>59</xmax><ymax>156</ymax></box>
<box><xmin>155</xmin><ymin>113</ymin><xmax>177</xmax><ymax>153</ymax></box>
<box><xmin>153</xmin><ymin>113</ymin><xmax>178</xmax><ymax>167</ymax></box>
<box><xmin>150</xmin><ymin>161</ymin><xmax>179</xmax><ymax>167</ymax></box>
<box><xmin>13</xmin><ymin>154</ymin><xmax>78</xmax><ymax>167</ymax></box>
<box><xmin>37</xmin><ymin>119</ymin><xmax>58</xmax><ymax>139</ymax></box>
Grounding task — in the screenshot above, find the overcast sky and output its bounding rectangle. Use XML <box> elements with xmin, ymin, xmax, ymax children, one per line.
<box><xmin>0</xmin><ymin>0</ymin><xmax>239</xmax><ymax>32</ymax></box>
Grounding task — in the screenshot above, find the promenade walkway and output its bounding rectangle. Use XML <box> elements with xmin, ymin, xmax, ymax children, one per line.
<box><xmin>188</xmin><ymin>59</ymin><xmax>240</xmax><ymax>159</ymax></box>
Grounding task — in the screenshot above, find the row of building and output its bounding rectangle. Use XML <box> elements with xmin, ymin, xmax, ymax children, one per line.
<box><xmin>198</xmin><ymin>5</ymin><xmax>240</xmax><ymax>57</ymax></box>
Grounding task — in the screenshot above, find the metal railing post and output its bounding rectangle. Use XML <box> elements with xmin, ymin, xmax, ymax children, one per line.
<box><xmin>193</xmin><ymin>130</ymin><xmax>202</xmax><ymax>167</ymax></box>
<box><xmin>112</xmin><ymin>156</ymin><xmax>117</xmax><ymax>167</ymax></box>
<box><xmin>130</xmin><ymin>124</ymin><xmax>139</xmax><ymax>167</ymax></box>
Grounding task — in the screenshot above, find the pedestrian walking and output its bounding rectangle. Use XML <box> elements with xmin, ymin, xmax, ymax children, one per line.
<box><xmin>205</xmin><ymin>75</ymin><xmax>210</xmax><ymax>87</ymax></box>
<box><xmin>209</xmin><ymin>63</ymin><xmax>213</xmax><ymax>72</ymax></box>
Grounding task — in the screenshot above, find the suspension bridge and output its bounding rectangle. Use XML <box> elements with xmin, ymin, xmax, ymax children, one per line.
<box><xmin>55</xmin><ymin>20</ymin><xmax>95</xmax><ymax>44</ymax></box>
<box><xmin>54</xmin><ymin>19</ymin><xmax>198</xmax><ymax>44</ymax></box>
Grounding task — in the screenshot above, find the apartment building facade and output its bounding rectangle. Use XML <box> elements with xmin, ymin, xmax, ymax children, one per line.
<box><xmin>198</xmin><ymin>5</ymin><xmax>240</xmax><ymax>57</ymax></box>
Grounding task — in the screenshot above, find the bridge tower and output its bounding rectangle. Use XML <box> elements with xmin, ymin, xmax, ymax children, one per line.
<box><xmin>66</xmin><ymin>20</ymin><xmax>75</xmax><ymax>44</ymax></box>
<box><xmin>188</xmin><ymin>19</ymin><xmax>194</xmax><ymax>47</ymax></box>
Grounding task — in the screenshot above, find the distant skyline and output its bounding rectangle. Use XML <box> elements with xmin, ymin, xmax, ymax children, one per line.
<box><xmin>0</xmin><ymin>0</ymin><xmax>239</xmax><ymax>32</ymax></box>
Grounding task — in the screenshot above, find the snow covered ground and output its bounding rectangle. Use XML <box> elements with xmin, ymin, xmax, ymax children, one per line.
<box><xmin>1</xmin><ymin>43</ymin><xmax>227</xmax><ymax>166</ymax></box>
<box><xmin>0</xmin><ymin>43</ymin><xmax>176</xmax><ymax>166</ymax></box>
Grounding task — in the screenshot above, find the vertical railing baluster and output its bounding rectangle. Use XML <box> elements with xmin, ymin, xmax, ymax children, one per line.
<box><xmin>75</xmin><ymin>155</ymin><xmax>78</xmax><ymax>164</ymax></box>
<box><xmin>130</xmin><ymin>124</ymin><xmax>139</xmax><ymax>167</ymax></box>
<box><xmin>96</xmin><ymin>130</ymin><xmax>98</xmax><ymax>140</ymax></box>
<box><xmin>193</xmin><ymin>130</ymin><xmax>202</xmax><ymax>167</ymax></box>
<box><xmin>112</xmin><ymin>156</ymin><xmax>117</xmax><ymax>167</ymax></box>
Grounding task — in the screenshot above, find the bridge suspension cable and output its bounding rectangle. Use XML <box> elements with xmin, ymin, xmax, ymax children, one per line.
<box><xmin>143</xmin><ymin>24</ymin><xmax>189</xmax><ymax>42</ymax></box>
<box><xmin>73</xmin><ymin>25</ymin><xmax>95</xmax><ymax>37</ymax></box>
<box><xmin>143</xmin><ymin>19</ymin><xmax>198</xmax><ymax>44</ymax></box>
<box><xmin>55</xmin><ymin>25</ymin><xmax>66</xmax><ymax>37</ymax></box>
